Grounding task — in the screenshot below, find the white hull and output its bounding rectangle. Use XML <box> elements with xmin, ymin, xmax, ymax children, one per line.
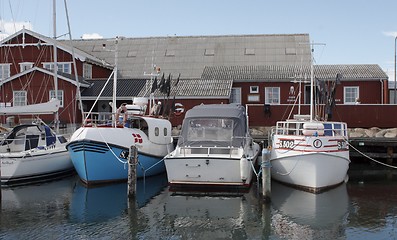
<box><xmin>1</xmin><ymin>146</ymin><xmax>73</xmax><ymax>185</ymax></box>
<box><xmin>271</xmin><ymin>151</ymin><xmax>349</xmax><ymax>191</ymax></box>
<box><xmin>165</xmin><ymin>144</ymin><xmax>260</xmax><ymax>189</ymax></box>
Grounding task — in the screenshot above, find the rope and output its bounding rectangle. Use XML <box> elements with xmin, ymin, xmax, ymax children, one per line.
<box><xmin>97</xmin><ymin>129</ymin><xmax>128</xmax><ymax>166</ymax></box>
<box><xmin>346</xmin><ymin>139</ymin><xmax>397</xmax><ymax>169</ymax></box>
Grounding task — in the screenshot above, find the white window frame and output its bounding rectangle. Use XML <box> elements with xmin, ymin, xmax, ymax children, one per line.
<box><xmin>230</xmin><ymin>87</ymin><xmax>242</xmax><ymax>104</ymax></box>
<box><xmin>265</xmin><ymin>87</ymin><xmax>280</xmax><ymax>104</ymax></box>
<box><xmin>83</xmin><ymin>63</ymin><xmax>92</xmax><ymax>79</ymax></box>
<box><xmin>43</xmin><ymin>62</ymin><xmax>72</xmax><ymax>74</ymax></box>
<box><xmin>344</xmin><ymin>86</ymin><xmax>359</xmax><ymax>104</ymax></box>
<box><xmin>49</xmin><ymin>90</ymin><xmax>64</xmax><ymax>107</ymax></box>
<box><xmin>19</xmin><ymin>62</ymin><xmax>33</xmax><ymax>72</ymax></box>
<box><xmin>0</xmin><ymin>64</ymin><xmax>11</xmax><ymax>80</ymax></box>
<box><xmin>250</xmin><ymin>86</ymin><xmax>259</xmax><ymax>93</ymax></box>
<box><xmin>13</xmin><ymin>91</ymin><xmax>27</xmax><ymax>106</ymax></box>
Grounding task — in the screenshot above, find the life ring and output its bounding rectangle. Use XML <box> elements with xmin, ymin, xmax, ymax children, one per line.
<box><xmin>174</xmin><ymin>103</ymin><xmax>184</xmax><ymax>116</ymax></box>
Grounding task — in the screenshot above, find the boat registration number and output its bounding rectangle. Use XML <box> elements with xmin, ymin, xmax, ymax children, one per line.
<box><xmin>279</xmin><ymin>140</ymin><xmax>294</xmax><ymax>149</ymax></box>
<box><xmin>337</xmin><ymin>140</ymin><xmax>348</xmax><ymax>150</ymax></box>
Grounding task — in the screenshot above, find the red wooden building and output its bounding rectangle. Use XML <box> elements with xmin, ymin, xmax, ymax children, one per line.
<box><xmin>0</xmin><ymin>29</ymin><xmax>112</xmax><ymax>126</ymax></box>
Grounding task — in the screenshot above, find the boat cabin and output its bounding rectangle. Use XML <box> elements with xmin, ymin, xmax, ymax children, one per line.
<box><xmin>0</xmin><ymin>124</ymin><xmax>67</xmax><ymax>152</ymax></box>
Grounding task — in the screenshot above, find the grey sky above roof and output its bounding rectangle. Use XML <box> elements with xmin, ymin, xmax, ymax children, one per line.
<box><xmin>71</xmin><ymin>34</ymin><xmax>312</xmax><ymax>79</ymax></box>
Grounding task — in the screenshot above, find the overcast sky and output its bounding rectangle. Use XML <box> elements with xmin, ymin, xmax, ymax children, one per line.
<box><xmin>1</xmin><ymin>0</ymin><xmax>397</xmax><ymax>82</ymax></box>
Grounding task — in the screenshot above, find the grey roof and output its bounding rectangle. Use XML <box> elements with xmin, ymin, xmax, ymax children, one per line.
<box><xmin>81</xmin><ymin>79</ymin><xmax>146</xmax><ymax>100</ymax></box>
<box><xmin>71</xmin><ymin>34</ymin><xmax>312</xmax><ymax>79</ymax></box>
<box><xmin>81</xmin><ymin>77</ymin><xmax>233</xmax><ymax>100</ymax></box>
<box><xmin>202</xmin><ymin>64</ymin><xmax>388</xmax><ymax>82</ymax></box>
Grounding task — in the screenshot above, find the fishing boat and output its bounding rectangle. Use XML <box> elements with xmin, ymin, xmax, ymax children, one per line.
<box><xmin>0</xmin><ymin>117</ymin><xmax>73</xmax><ymax>185</ymax></box>
<box><xmin>66</xmin><ymin>98</ymin><xmax>174</xmax><ymax>185</ymax></box>
<box><xmin>269</xmin><ymin>48</ymin><xmax>350</xmax><ymax>193</ymax></box>
<box><xmin>164</xmin><ymin>103</ymin><xmax>260</xmax><ymax>190</ymax></box>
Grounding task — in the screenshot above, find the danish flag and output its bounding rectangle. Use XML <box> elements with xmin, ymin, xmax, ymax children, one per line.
<box><xmin>132</xmin><ymin>133</ymin><xmax>143</xmax><ymax>143</ymax></box>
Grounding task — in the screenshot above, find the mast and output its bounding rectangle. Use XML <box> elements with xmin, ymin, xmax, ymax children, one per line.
<box><xmin>112</xmin><ymin>37</ymin><xmax>119</xmax><ymax>128</ymax></box>
<box><xmin>53</xmin><ymin>0</ymin><xmax>59</xmax><ymax>132</ymax></box>
<box><xmin>310</xmin><ymin>47</ymin><xmax>314</xmax><ymax>121</ymax></box>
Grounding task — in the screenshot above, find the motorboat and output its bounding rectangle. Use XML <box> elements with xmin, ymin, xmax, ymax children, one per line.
<box><xmin>164</xmin><ymin>103</ymin><xmax>260</xmax><ymax>190</ymax></box>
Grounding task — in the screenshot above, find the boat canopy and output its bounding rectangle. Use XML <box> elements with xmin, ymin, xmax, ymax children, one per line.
<box><xmin>178</xmin><ymin>104</ymin><xmax>248</xmax><ymax>147</ymax></box>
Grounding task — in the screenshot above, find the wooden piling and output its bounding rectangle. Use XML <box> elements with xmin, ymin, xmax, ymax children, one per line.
<box><xmin>261</xmin><ymin>148</ymin><xmax>271</xmax><ymax>202</ymax></box>
<box><xmin>128</xmin><ymin>145</ymin><xmax>137</xmax><ymax>198</ymax></box>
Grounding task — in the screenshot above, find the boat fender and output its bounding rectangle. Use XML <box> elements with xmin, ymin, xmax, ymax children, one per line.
<box><xmin>240</xmin><ymin>155</ymin><xmax>249</xmax><ymax>181</ymax></box>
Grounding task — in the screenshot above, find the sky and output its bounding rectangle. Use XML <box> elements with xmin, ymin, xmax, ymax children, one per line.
<box><xmin>1</xmin><ymin>0</ymin><xmax>397</xmax><ymax>83</ymax></box>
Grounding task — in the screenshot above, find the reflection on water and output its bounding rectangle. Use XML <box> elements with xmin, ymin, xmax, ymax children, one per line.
<box><xmin>1</xmin><ymin>168</ymin><xmax>397</xmax><ymax>239</ymax></box>
<box><xmin>271</xmin><ymin>182</ymin><xmax>350</xmax><ymax>239</ymax></box>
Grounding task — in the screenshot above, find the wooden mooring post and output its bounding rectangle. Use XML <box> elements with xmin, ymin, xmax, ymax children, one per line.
<box><xmin>261</xmin><ymin>147</ymin><xmax>271</xmax><ymax>202</ymax></box>
<box><xmin>128</xmin><ymin>145</ymin><xmax>137</xmax><ymax>198</ymax></box>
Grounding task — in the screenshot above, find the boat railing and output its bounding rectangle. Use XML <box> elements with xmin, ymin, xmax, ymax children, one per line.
<box><xmin>82</xmin><ymin>112</ymin><xmax>113</xmax><ymax>126</ymax></box>
<box><xmin>1</xmin><ymin>135</ymin><xmax>48</xmax><ymax>152</ymax></box>
<box><xmin>177</xmin><ymin>135</ymin><xmax>252</xmax><ymax>158</ymax></box>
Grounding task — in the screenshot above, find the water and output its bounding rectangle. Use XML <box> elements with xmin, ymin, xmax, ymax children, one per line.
<box><xmin>1</xmin><ymin>166</ymin><xmax>396</xmax><ymax>240</ymax></box>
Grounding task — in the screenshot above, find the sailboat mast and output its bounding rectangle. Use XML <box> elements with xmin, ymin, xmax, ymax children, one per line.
<box><xmin>112</xmin><ymin>37</ymin><xmax>119</xmax><ymax>128</ymax></box>
<box><xmin>53</xmin><ymin>0</ymin><xmax>59</xmax><ymax>132</ymax></box>
<box><xmin>310</xmin><ymin>48</ymin><xmax>314</xmax><ymax>121</ymax></box>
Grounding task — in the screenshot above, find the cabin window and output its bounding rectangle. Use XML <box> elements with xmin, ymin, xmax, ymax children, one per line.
<box><xmin>83</xmin><ymin>63</ymin><xmax>92</xmax><ymax>79</ymax></box>
<box><xmin>49</xmin><ymin>90</ymin><xmax>64</xmax><ymax>107</ymax></box>
<box><xmin>344</xmin><ymin>86</ymin><xmax>359</xmax><ymax>104</ymax></box>
<box><xmin>265</xmin><ymin>87</ymin><xmax>280</xmax><ymax>104</ymax></box>
<box><xmin>323</xmin><ymin>123</ymin><xmax>333</xmax><ymax>136</ymax></box>
<box><xmin>230</xmin><ymin>88</ymin><xmax>241</xmax><ymax>104</ymax></box>
<box><xmin>334</xmin><ymin>124</ymin><xmax>342</xmax><ymax>136</ymax></box>
<box><xmin>155</xmin><ymin>127</ymin><xmax>159</xmax><ymax>136</ymax></box>
<box><xmin>0</xmin><ymin>64</ymin><xmax>11</xmax><ymax>80</ymax></box>
<box><xmin>43</xmin><ymin>62</ymin><xmax>72</xmax><ymax>74</ymax></box>
<box><xmin>164</xmin><ymin>127</ymin><xmax>168</xmax><ymax>136</ymax></box>
<box><xmin>19</xmin><ymin>62</ymin><xmax>33</xmax><ymax>72</ymax></box>
<box><xmin>13</xmin><ymin>91</ymin><xmax>27</xmax><ymax>106</ymax></box>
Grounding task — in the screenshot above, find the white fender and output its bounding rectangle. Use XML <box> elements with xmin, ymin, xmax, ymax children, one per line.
<box><xmin>240</xmin><ymin>155</ymin><xmax>249</xmax><ymax>181</ymax></box>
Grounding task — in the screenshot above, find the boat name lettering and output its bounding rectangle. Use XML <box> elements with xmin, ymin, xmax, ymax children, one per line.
<box><xmin>337</xmin><ymin>140</ymin><xmax>348</xmax><ymax>150</ymax></box>
<box><xmin>279</xmin><ymin>140</ymin><xmax>294</xmax><ymax>149</ymax></box>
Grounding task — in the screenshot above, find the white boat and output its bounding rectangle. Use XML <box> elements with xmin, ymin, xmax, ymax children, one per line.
<box><xmin>0</xmin><ymin>120</ymin><xmax>73</xmax><ymax>185</ymax></box>
<box><xmin>269</xmin><ymin>48</ymin><xmax>350</xmax><ymax>193</ymax></box>
<box><xmin>66</xmin><ymin>99</ymin><xmax>174</xmax><ymax>185</ymax></box>
<box><xmin>164</xmin><ymin>103</ymin><xmax>260</xmax><ymax>190</ymax></box>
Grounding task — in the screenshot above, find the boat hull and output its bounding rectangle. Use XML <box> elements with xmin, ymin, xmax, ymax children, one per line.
<box><xmin>270</xmin><ymin>152</ymin><xmax>350</xmax><ymax>193</ymax></box>
<box><xmin>67</xmin><ymin>126</ymin><xmax>172</xmax><ymax>185</ymax></box>
<box><xmin>164</xmin><ymin>144</ymin><xmax>260</xmax><ymax>190</ymax></box>
<box><xmin>1</xmin><ymin>148</ymin><xmax>74</xmax><ymax>185</ymax></box>
<box><xmin>67</xmin><ymin>140</ymin><xmax>165</xmax><ymax>184</ymax></box>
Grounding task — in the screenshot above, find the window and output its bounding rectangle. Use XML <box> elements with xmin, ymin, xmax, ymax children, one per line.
<box><xmin>13</xmin><ymin>91</ymin><xmax>27</xmax><ymax>106</ymax></box>
<box><xmin>164</xmin><ymin>128</ymin><xmax>168</xmax><ymax>136</ymax></box>
<box><xmin>247</xmin><ymin>95</ymin><xmax>260</xmax><ymax>102</ymax></box>
<box><xmin>155</xmin><ymin>127</ymin><xmax>159</xmax><ymax>136</ymax></box>
<box><xmin>19</xmin><ymin>62</ymin><xmax>33</xmax><ymax>72</ymax></box>
<box><xmin>49</xmin><ymin>90</ymin><xmax>64</xmax><ymax>107</ymax></box>
<box><xmin>230</xmin><ymin>88</ymin><xmax>241</xmax><ymax>104</ymax></box>
<box><xmin>43</xmin><ymin>62</ymin><xmax>71</xmax><ymax>74</ymax></box>
<box><xmin>0</xmin><ymin>64</ymin><xmax>11</xmax><ymax>80</ymax></box>
<box><xmin>265</xmin><ymin>87</ymin><xmax>280</xmax><ymax>104</ymax></box>
<box><xmin>344</xmin><ymin>86</ymin><xmax>359</xmax><ymax>104</ymax></box>
<box><xmin>83</xmin><ymin>63</ymin><xmax>92</xmax><ymax>79</ymax></box>
<box><xmin>250</xmin><ymin>86</ymin><xmax>259</xmax><ymax>93</ymax></box>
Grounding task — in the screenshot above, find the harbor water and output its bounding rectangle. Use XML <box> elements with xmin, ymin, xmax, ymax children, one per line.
<box><xmin>1</xmin><ymin>163</ymin><xmax>396</xmax><ymax>240</ymax></box>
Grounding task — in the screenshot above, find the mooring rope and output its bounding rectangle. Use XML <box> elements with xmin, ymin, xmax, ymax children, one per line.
<box><xmin>346</xmin><ymin>139</ymin><xmax>397</xmax><ymax>169</ymax></box>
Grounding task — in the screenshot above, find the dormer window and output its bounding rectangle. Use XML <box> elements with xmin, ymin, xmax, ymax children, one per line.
<box><xmin>19</xmin><ymin>62</ymin><xmax>33</xmax><ymax>72</ymax></box>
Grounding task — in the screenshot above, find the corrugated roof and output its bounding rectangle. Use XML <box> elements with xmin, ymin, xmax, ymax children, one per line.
<box><xmin>71</xmin><ymin>34</ymin><xmax>311</xmax><ymax>79</ymax></box>
<box><xmin>202</xmin><ymin>64</ymin><xmax>388</xmax><ymax>81</ymax></box>
<box><xmin>81</xmin><ymin>78</ymin><xmax>233</xmax><ymax>99</ymax></box>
